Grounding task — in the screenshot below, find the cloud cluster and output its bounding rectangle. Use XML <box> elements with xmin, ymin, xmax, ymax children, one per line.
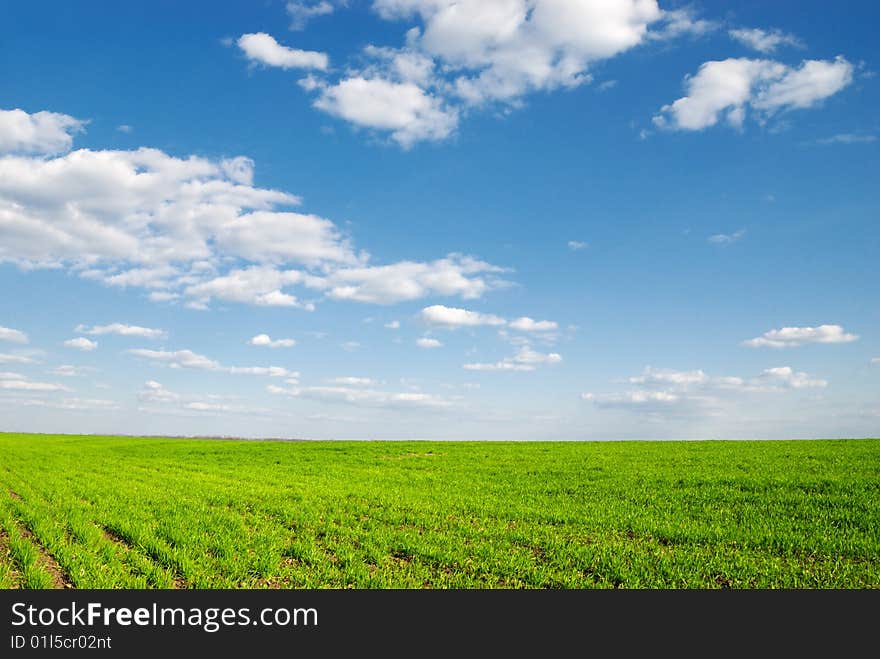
<box><xmin>583</xmin><ymin>365</ymin><xmax>827</xmax><ymax>415</ymax></box>
<box><xmin>243</xmin><ymin>0</ymin><xmax>685</xmax><ymax>145</ymax></box>
<box><xmin>743</xmin><ymin>324</ymin><xmax>858</xmax><ymax>348</ymax></box>
<box><xmin>0</xmin><ymin>108</ymin><xmax>508</xmax><ymax>310</ymax></box>
<box><xmin>653</xmin><ymin>56</ymin><xmax>853</xmax><ymax>131</ymax></box>
<box><xmin>128</xmin><ymin>348</ymin><xmax>297</xmax><ymax>378</ymax></box>
<box><xmin>420</xmin><ymin>305</ymin><xmax>557</xmax><ymax>331</ymax></box>
<box><xmin>464</xmin><ymin>346</ymin><xmax>561</xmax><ymax>372</ymax></box>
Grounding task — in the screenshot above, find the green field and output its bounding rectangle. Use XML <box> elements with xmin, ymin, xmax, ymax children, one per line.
<box><xmin>0</xmin><ymin>433</ymin><xmax>878</xmax><ymax>589</ymax></box>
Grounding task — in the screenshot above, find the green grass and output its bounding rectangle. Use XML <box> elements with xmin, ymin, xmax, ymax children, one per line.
<box><xmin>0</xmin><ymin>433</ymin><xmax>878</xmax><ymax>588</ymax></box>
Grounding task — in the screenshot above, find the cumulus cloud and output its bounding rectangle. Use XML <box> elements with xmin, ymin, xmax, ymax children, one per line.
<box><xmin>248</xmin><ymin>0</ymin><xmax>675</xmax><ymax>145</ymax></box>
<box><xmin>420</xmin><ymin>304</ymin><xmax>506</xmax><ymax>328</ymax></box>
<box><xmin>323</xmin><ymin>255</ymin><xmax>507</xmax><ymax>304</ymax></box>
<box><xmin>268</xmin><ymin>382</ymin><xmax>453</xmax><ymax>409</ymax></box>
<box><xmin>128</xmin><ymin>348</ymin><xmax>295</xmax><ymax>377</ymax></box>
<box><xmin>138</xmin><ymin>379</ymin><xmax>180</xmax><ymax>403</ymax></box>
<box><xmin>0</xmin><ymin>108</ymin><xmax>507</xmax><ymax>310</ymax></box>
<box><xmin>464</xmin><ymin>345</ymin><xmax>562</xmax><ymax>372</ymax></box>
<box><xmin>384</xmin><ymin>320</ymin><xmax>400</xmax><ymax>329</ymax></box>
<box><xmin>0</xmin><ymin>326</ymin><xmax>28</xmax><ymax>343</ymax></box>
<box><xmin>420</xmin><ymin>305</ymin><xmax>557</xmax><ymax>334</ymax></box>
<box><xmin>64</xmin><ymin>337</ymin><xmax>97</xmax><ymax>351</ymax></box>
<box><xmin>508</xmin><ymin>317</ymin><xmax>558</xmax><ymax>332</ymax></box>
<box><xmin>416</xmin><ymin>337</ymin><xmax>443</xmax><ymax>348</ymax></box>
<box><xmin>237</xmin><ymin>33</ymin><xmax>328</xmax><ymax>70</ymax></box>
<box><xmin>729</xmin><ymin>28</ymin><xmax>803</xmax><ymax>54</ymax></box>
<box><xmin>314</xmin><ymin>77</ymin><xmax>458</xmax><ymax>148</ymax></box>
<box><xmin>76</xmin><ymin>323</ymin><xmax>167</xmax><ymax>339</ymax></box>
<box><xmin>249</xmin><ymin>334</ymin><xmax>297</xmax><ymax>348</ymax></box>
<box><xmin>653</xmin><ymin>56</ymin><xmax>853</xmax><ymax>131</ymax></box>
<box><xmin>0</xmin><ymin>108</ymin><xmax>86</xmax><ymax>155</ymax></box>
<box><xmin>743</xmin><ymin>325</ymin><xmax>859</xmax><ymax>348</ymax></box>
<box><xmin>567</xmin><ymin>240</ymin><xmax>588</xmax><ymax>251</ymax></box>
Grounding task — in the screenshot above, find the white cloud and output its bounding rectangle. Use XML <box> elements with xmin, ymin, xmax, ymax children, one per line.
<box><xmin>582</xmin><ymin>390</ymin><xmax>681</xmax><ymax>407</ymax></box>
<box><xmin>814</xmin><ymin>133</ymin><xmax>876</xmax><ymax>145</ymax></box>
<box><xmin>0</xmin><ymin>375</ymin><xmax>68</xmax><ymax>391</ymax></box>
<box><xmin>330</xmin><ymin>377</ymin><xmax>377</xmax><ymax>386</ymax></box>
<box><xmin>708</xmin><ymin>229</ymin><xmax>745</xmax><ymax>244</ymax></box>
<box><xmin>341</xmin><ymin>341</ymin><xmax>361</xmax><ymax>352</ymax></box>
<box><xmin>18</xmin><ymin>397</ymin><xmax>118</xmax><ymax>411</ymax></box>
<box><xmin>649</xmin><ymin>8</ymin><xmax>717</xmax><ymax>41</ymax></box>
<box><xmin>64</xmin><ymin>337</ymin><xmax>97</xmax><ymax>351</ymax></box>
<box><xmin>314</xmin><ymin>77</ymin><xmax>458</xmax><ymax>147</ymax></box>
<box><xmin>0</xmin><ymin>326</ymin><xmax>28</xmax><ymax>343</ymax></box>
<box><xmin>628</xmin><ymin>367</ymin><xmax>708</xmax><ymax>386</ymax></box>
<box><xmin>653</xmin><ymin>56</ymin><xmax>853</xmax><ymax>131</ymax></box>
<box><xmin>269</xmin><ymin>382</ymin><xmax>453</xmax><ymax>409</ymax></box>
<box><xmin>139</xmin><ymin>380</ymin><xmax>180</xmax><ymax>403</ymax></box>
<box><xmin>384</xmin><ymin>320</ymin><xmax>400</xmax><ymax>329</ymax></box>
<box><xmin>464</xmin><ymin>345</ymin><xmax>561</xmax><ymax>372</ymax></box>
<box><xmin>0</xmin><ymin>372</ymin><xmax>24</xmax><ymax>379</ymax></box>
<box><xmin>249</xmin><ymin>334</ymin><xmax>297</xmax><ymax>348</ymax></box>
<box><xmin>759</xmin><ymin>366</ymin><xmax>827</xmax><ymax>389</ymax></box>
<box><xmin>0</xmin><ymin>354</ymin><xmax>34</xmax><ymax>364</ymax></box>
<box><xmin>324</xmin><ymin>255</ymin><xmax>507</xmax><ymax>304</ymax></box>
<box><xmin>420</xmin><ymin>304</ymin><xmax>506</xmax><ymax>328</ymax></box>
<box><xmin>50</xmin><ymin>365</ymin><xmax>90</xmax><ymax>377</ymax></box>
<box><xmin>872</xmin><ymin>358</ymin><xmax>880</xmax><ymax>365</ymax></box>
<box><xmin>416</xmin><ymin>337</ymin><xmax>443</xmax><ymax>348</ymax></box>
<box><xmin>287</xmin><ymin>1</ymin><xmax>335</xmax><ymax>30</ymax></box>
<box><xmin>75</xmin><ymin>322</ymin><xmax>167</xmax><ymax>339</ymax></box>
<box><xmin>509</xmin><ymin>317</ymin><xmax>558</xmax><ymax>332</ymax></box>
<box><xmin>0</xmin><ymin>112</ymin><xmax>506</xmax><ymax>310</ymax></box>
<box><xmin>743</xmin><ymin>324</ymin><xmax>859</xmax><ymax>348</ymax></box>
<box><xmin>128</xmin><ymin>348</ymin><xmax>295</xmax><ymax>378</ymax></box>
<box><xmin>237</xmin><ymin>33</ymin><xmax>328</xmax><ymax>70</ymax></box>
<box><xmin>116</xmin><ymin>124</ymin><xmax>133</xmax><ymax>134</ymax></box>
<box><xmin>420</xmin><ymin>305</ymin><xmax>557</xmax><ymax>334</ymax></box>
<box><xmin>584</xmin><ymin>363</ymin><xmax>829</xmax><ymax>415</ymax></box>
<box><xmin>729</xmin><ymin>28</ymin><xmax>803</xmax><ymax>54</ymax></box>
<box><xmin>282</xmin><ymin>0</ymin><xmax>667</xmax><ymax>145</ymax></box>
<box><xmin>567</xmin><ymin>240</ymin><xmax>588</xmax><ymax>251</ymax></box>
<box><xmin>184</xmin><ymin>267</ymin><xmax>315</xmax><ymax>310</ymax></box>
<box><xmin>0</xmin><ymin>108</ymin><xmax>85</xmax><ymax>155</ymax></box>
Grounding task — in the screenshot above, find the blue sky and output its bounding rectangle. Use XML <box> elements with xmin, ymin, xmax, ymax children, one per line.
<box><xmin>0</xmin><ymin>0</ymin><xmax>877</xmax><ymax>439</ymax></box>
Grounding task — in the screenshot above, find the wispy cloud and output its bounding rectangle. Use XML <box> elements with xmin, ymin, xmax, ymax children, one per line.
<box><xmin>743</xmin><ymin>325</ymin><xmax>858</xmax><ymax>348</ymax></box>
<box><xmin>708</xmin><ymin>229</ymin><xmax>746</xmax><ymax>244</ymax></box>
